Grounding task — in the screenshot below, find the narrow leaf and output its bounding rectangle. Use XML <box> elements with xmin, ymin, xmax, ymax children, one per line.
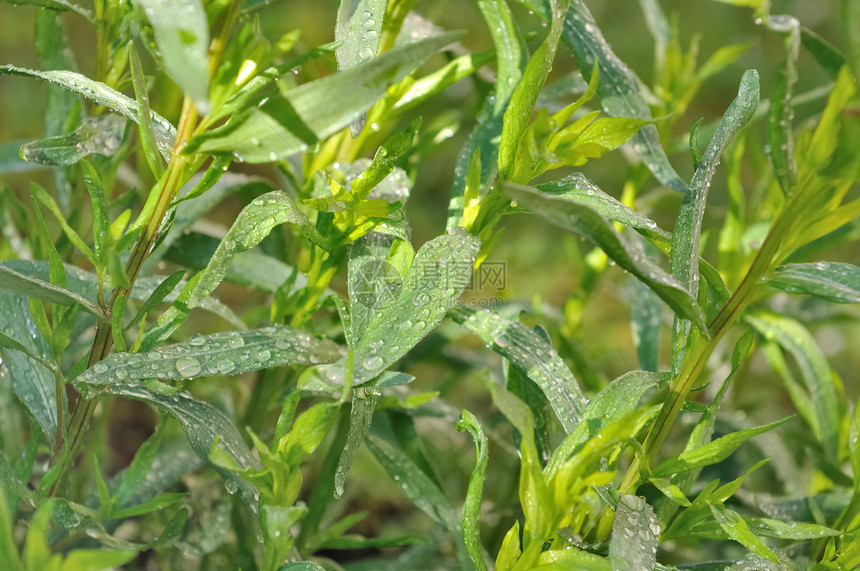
<box><xmin>708</xmin><ymin>503</ymin><xmax>778</xmax><ymax>562</ymax></box>
<box><xmin>136</xmin><ymin>0</ymin><xmax>210</xmax><ymax>112</ymax></box>
<box><xmin>456</xmin><ymin>409</ymin><xmax>489</xmax><ymax>571</ymax></box>
<box><xmin>19</xmin><ymin>115</ymin><xmax>125</xmax><ymax>167</ymax></box>
<box><xmin>334</xmin><ymin>387</ymin><xmax>379</xmax><ymax>498</ymax></box>
<box><xmin>503</xmin><ymin>181</ymin><xmax>706</xmax><ymax>331</ymax></box>
<box><xmin>561</xmin><ymin>0</ymin><xmax>687</xmax><ymax>191</ymax></box>
<box><xmin>74</xmin><ymin>325</ymin><xmax>343</xmax><ymax>387</ymax></box>
<box><xmin>0</xmin><ymin>65</ymin><xmax>175</xmax><ymax>156</ymax></box>
<box><xmin>746</xmin><ymin>311</ymin><xmax>839</xmax><ymax>457</ymax></box>
<box><xmin>766</xmin><ymin>17</ymin><xmax>799</xmax><ymax>194</ymax></box>
<box><xmin>767</xmin><ymin>262</ymin><xmax>860</xmax><ymax>303</ymax></box>
<box><xmin>449</xmin><ymin>306</ymin><xmax>588</xmax><ymax>434</ymax></box>
<box><xmin>0</xmin><ymin>264</ymin><xmax>102</xmax><ymax>316</ymax></box>
<box><xmin>130</xmin><ymin>43</ymin><xmax>167</xmax><ymax>177</ymax></box>
<box><xmin>187</xmin><ymin>32</ymin><xmax>463</xmax><ymax>162</ymax></box>
<box><xmin>652</xmin><ymin>417</ymin><xmax>790</xmax><ymax>478</ymax></box>
<box><xmin>141</xmin><ymin>191</ymin><xmax>321</xmax><ymax>350</ymax></box>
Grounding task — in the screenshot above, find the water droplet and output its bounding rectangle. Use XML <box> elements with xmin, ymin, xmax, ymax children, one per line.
<box><xmin>175</xmin><ymin>357</ymin><xmax>202</xmax><ymax>377</ymax></box>
<box><xmin>217</xmin><ymin>360</ymin><xmax>236</xmax><ymax>374</ymax></box>
<box><xmin>412</xmin><ymin>293</ymin><xmax>430</xmax><ymax>307</ymax></box>
<box><xmin>228</xmin><ymin>335</ymin><xmax>245</xmax><ymax>348</ymax></box>
<box><xmin>493</xmin><ymin>333</ymin><xmax>511</xmax><ymax>347</ymax></box>
<box><xmin>255</xmin><ymin>349</ymin><xmax>271</xmax><ymax>361</ymax></box>
<box><xmin>93</xmin><ymin>363</ymin><xmax>108</xmax><ymax>374</ymax></box>
<box><xmin>115</xmin><ymin>368</ymin><xmax>128</xmax><ymax>380</ymax></box>
<box><xmin>189</xmin><ymin>335</ymin><xmax>205</xmax><ymax>346</ymax></box>
<box><xmin>358</xmin><ymin>47</ymin><xmax>374</xmax><ymax>60</ymax></box>
<box><xmin>362</xmin><ymin>355</ymin><xmax>384</xmax><ymax>371</ymax></box>
<box><xmin>400</xmin><ymin>320</ymin><xmax>413</xmax><ymax>330</ymax></box>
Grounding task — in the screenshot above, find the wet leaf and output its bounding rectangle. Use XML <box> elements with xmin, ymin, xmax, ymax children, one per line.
<box><xmin>0</xmin><ymin>263</ymin><xmax>103</xmax><ymax>316</ymax></box>
<box><xmin>450</xmin><ymin>306</ymin><xmax>588</xmax><ymax>434</ymax></box>
<box><xmin>0</xmin><ymin>65</ymin><xmax>175</xmax><ymax>156</ymax></box>
<box><xmin>136</xmin><ymin>0</ymin><xmax>209</xmax><ymax>112</ymax></box>
<box><xmin>73</xmin><ymin>325</ymin><xmax>343</xmax><ymax>386</ymax></box>
<box><xmin>766</xmin><ymin>262</ymin><xmax>860</xmax><ymax>303</ymax></box>
<box><xmin>19</xmin><ymin>114</ymin><xmax>125</xmax><ymax>167</ymax></box>
<box><xmin>609</xmin><ymin>495</ymin><xmax>659</xmax><ymax>571</ymax></box>
<box><xmin>456</xmin><ymin>409</ymin><xmax>489</xmax><ymax>571</ymax></box>
<box><xmin>502</xmin><ymin>181</ymin><xmax>706</xmax><ymax>331</ymax></box>
<box><xmin>709</xmin><ymin>503</ymin><xmax>778</xmax><ymax>562</ymax></box>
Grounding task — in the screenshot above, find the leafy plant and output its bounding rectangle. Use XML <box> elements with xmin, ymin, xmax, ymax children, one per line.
<box><xmin>1</xmin><ymin>0</ymin><xmax>859</xmax><ymax>569</ymax></box>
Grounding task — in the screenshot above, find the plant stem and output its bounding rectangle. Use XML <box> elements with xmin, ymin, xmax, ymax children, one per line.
<box><xmin>48</xmin><ymin>99</ymin><xmax>200</xmax><ymax>496</ymax></box>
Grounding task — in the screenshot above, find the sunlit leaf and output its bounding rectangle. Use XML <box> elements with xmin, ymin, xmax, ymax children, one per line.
<box><xmin>767</xmin><ymin>262</ymin><xmax>860</xmax><ymax>303</ymax></box>
<box><xmin>609</xmin><ymin>495</ymin><xmax>659</xmax><ymax>571</ymax></box>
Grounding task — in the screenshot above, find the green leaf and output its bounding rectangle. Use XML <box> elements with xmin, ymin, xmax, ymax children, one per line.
<box><xmin>130</xmin><ymin>43</ymin><xmax>168</xmax><ymax>176</ymax></box>
<box><xmin>141</xmin><ymin>191</ymin><xmax>321</xmax><ymax>350</ymax></box>
<box><xmin>447</xmin><ymin>0</ymin><xmax>526</xmax><ymax>229</ymax></box>
<box><xmin>136</xmin><ymin>0</ymin><xmax>210</xmax><ymax>112</ymax></box>
<box><xmin>0</xmin><ymin>65</ymin><xmax>176</xmax><ymax>155</ymax></box>
<box><xmin>19</xmin><ymin>114</ymin><xmax>125</xmax><ymax>167</ymax></box>
<box><xmin>2</xmin><ymin>0</ymin><xmax>93</xmax><ymax>21</ymax></box>
<box><xmin>77</xmin><ymin>383</ymin><xmax>260</xmax><ymax>501</ymax></box>
<box><xmin>652</xmin><ymin>417</ymin><xmax>790</xmax><ymax>478</ymax></box>
<box><xmin>59</xmin><ymin>549</ymin><xmax>138</xmax><ymax>570</ymax></box>
<box><xmin>334</xmin><ymin>388</ymin><xmax>379</xmax><ymax>498</ymax></box>
<box><xmin>708</xmin><ymin>503</ymin><xmax>778</xmax><ymax>563</ymax></box>
<box><xmin>535</xmin><ymin>174</ymin><xmax>671</xmax><ymax>251</ymax></box>
<box><xmin>546</xmin><ymin>370</ymin><xmax>664</xmax><ymax>479</ymax></box>
<box><xmin>80</xmin><ymin>160</ymin><xmax>111</xmax><ymax>270</ymax></box>
<box><xmin>628</xmin><ymin>261</ymin><xmax>663</xmax><ymax>372</ymax></box>
<box><xmin>609</xmin><ymin>495</ymin><xmax>659</xmax><ymax>571</ymax></box>
<box><xmin>115</xmin><ymin>423</ymin><xmax>165</xmax><ymax>506</ymax></box>
<box><xmin>456</xmin><ymin>409</ymin><xmax>489</xmax><ymax>571</ymax></box>
<box><xmin>671</xmin><ymin>70</ymin><xmax>759</xmax><ymax>295</ymax></box>
<box><xmin>502</xmin><ymin>181</ymin><xmax>706</xmax><ymax>331</ymax></box>
<box><xmin>746</xmin><ymin>311</ymin><xmax>840</xmax><ymax>457</ymax></box>
<box><xmin>498</xmin><ymin>0</ymin><xmax>569</xmax><ymax>179</ymax></box>
<box><xmin>365</xmin><ymin>433</ymin><xmax>461</xmax><ymax>534</ymax></box>
<box><xmin>335</xmin><ymin>0</ymin><xmax>385</xmax><ymax>71</ymax></box>
<box><xmin>766</xmin><ymin>18</ymin><xmax>799</xmax><ymax>194</ymax></box>
<box><xmin>278</xmin><ymin>563</ymin><xmax>327</xmax><ymax>571</ymax></box>
<box><xmin>0</xmin><ymin>475</ymin><xmax>23</xmax><ymax>571</ymax></box>
<box><xmin>0</xmin><ymin>264</ymin><xmax>103</xmax><ymax>317</ymax></box>
<box><xmin>29</xmin><ymin>181</ymin><xmax>96</xmax><ymax>264</ymax></box>
<box><xmin>843</xmin><ymin>0</ymin><xmax>860</xmax><ymax>82</ymax></box>
<box><xmin>800</xmin><ymin>28</ymin><xmax>846</xmax><ymax>80</ymax></box>
<box><xmin>23</xmin><ymin>501</ymin><xmax>54</xmax><ymax>570</ymax></box>
<box><xmin>302</xmin><ymin>228</ymin><xmax>479</xmax><ymax>388</ymax></box>
<box><xmin>766</xmin><ymin>262</ymin><xmax>860</xmax><ymax>303</ymax></box>
<box><xmin>561</xmin><ymin>1</ymin><xmax>687</xmax><ymax>191</ymax></box>
<box><xmin>449</xmin><ymin>306</ymin><xmax>587</xmax><ymax>434</ymax></box>
<box><xmin>187</xmin><ymin>31</ymin><xmax>463</xmax><ymax>162</ymax></box>
<box><xmin>74</xmin><ymin>325</ymin><xmax>343</xmax><ymax>387</ymax></box>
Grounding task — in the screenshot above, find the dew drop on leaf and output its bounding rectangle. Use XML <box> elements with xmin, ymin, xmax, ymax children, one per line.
<box><xmin>175</xmin><ymin>356</ymin><xmax>202</xmax><ymax>377</ymax></box>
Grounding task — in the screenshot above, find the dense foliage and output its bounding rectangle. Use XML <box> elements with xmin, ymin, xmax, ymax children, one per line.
<box><xmin>1</xmin><ymin>0</ymin><xmax>859</xmax><ymax>569</ymax></box>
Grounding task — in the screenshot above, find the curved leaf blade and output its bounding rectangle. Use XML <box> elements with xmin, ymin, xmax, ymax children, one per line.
<box><xmin>767</xmin><ymin>262</ymin><xmax>860</xmax><ymax>303</ymax></box>
<box><xmin>502</xmin><ymin>181</ymin><xmax>706</xmax><ymax>331</ymax></box>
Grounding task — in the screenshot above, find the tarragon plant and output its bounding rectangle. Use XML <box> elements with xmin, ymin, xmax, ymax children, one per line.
<box><xmin>1</xmin><ymin>0</ymin><xmax>859</xmax><ymax>569</ymax></box>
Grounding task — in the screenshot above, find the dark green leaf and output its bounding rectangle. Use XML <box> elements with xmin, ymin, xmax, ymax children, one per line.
<box><xmin>800</xmin><ymin>27</ymin><xmax>846</xmax><ymax>81</ymax></box>
<box><xmin>447</xmin><ymin>0</ymin><xmax>526</xmax><ymax>229</ymax></box>
<box><xmin>767</xmin><ymin>262</ymin><xmax>860</xmax><ymax>303</ymax></box>
<box><xmin>334</xmin><ymin>388</ymin><xmax>379</xmax><ymax>499</ymax></box>
<box><xmin>502</xmin><ymin>182</ymin><xmax>706</xmax><ymax>331</ymax></box>
<box><xmin>449</xmin><ymin>306</ymin><xmax>587</xmax><ymax>434</ymax></box>
<box><xmin>561</xmin><ymin>1</ymin><xmax>687</xmax><ymax>191</ymax></box>
<box><xmin>130</xmin><ymin>43</ymin><xmax>168</xmax><ymax>174</ymax></box>
<box><xmin>843</xmin><ymin>0</ymin><xmax>860</xmax><ymax>81</ymax></box>
<box><xmin>0</xmin><ymin>263</ymin><xmax>102</xmax><ymax>316</ymax></box>
<box><xmin>0</xmin><ymin>65</ymin><xmax>176</xmax><ymax>155</ymax></box>
<box><xmin>766</xmin><ymin>18</ymin><xmax>799</xmax><ymax>194</ymax></box>
<box><xmin>365</xmin><ymin>433</ymin><xmax>460</xmax><ymax>534</ymax></box>
<box><xmin>2</xmin><ymin>0</ymin><xmax>93</xmax><ymax>21</ymax></box>
<box><xmin>746</xmin><ymin>311</ymin><xmax>839</xmax><ymax>458</ymax></box>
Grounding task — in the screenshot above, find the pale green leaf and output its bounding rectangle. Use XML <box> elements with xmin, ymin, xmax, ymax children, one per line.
<box><xmin>19</xmin><ymin>114</ymin><xmax>125</xmax><ymax>167</ymax></box>
<box><xmin>708</xmin><ymin>503</ymin><xmax>778</xmax><ymax>563</ymax></box>
<box><xmin>609</xmin><ymin>495</ymin><xmax>659</xmax><ymax>571</ymax></box>
<box><xmin>334</xmin><ymin>388</ymin><xmax>380</xmax><ymax>499</ymax></box>
<box><xmin>456</xmin><ymin>409</ymin><xmax>489</xmax><ymax>571</ymax></box>
<box><xmin>0</xmin><ymin>264</ymin><xmax>102</xmax><ymax>316</ymax></box>
<box><xmin>136</xmin><ymin>0</ymin><xmax>210</xmax><ymax>112</ymax></box>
